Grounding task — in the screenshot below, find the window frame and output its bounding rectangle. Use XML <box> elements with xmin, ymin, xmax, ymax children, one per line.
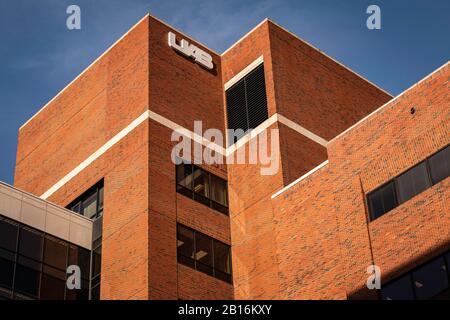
<box><xmin>367</xmin><ymin>144</ymin><xmax>450</xmax><ymax>221</ymax></box>
<box><xmin>67</xmin><ymin>180</ymin><xmax>104</xmax><ymax>220</ymax></box>
<box><xmin>176</xmin><ymin>224</ymin><xmax>232</xmax><ymax>284</ymax></box>
<box><xmin>379</xmin><ymin>249</ymin><xmax>450</xmax><ymax>300</ymax></box>
<box><xmin>0</xmin><ymin>215</ymin><xmax>99</xmax><ymax>300</ymax></box>
<box><xmin>175</xmin><ymin>163</ymin><xmax>229</xmax><ymax>216</ymax></box>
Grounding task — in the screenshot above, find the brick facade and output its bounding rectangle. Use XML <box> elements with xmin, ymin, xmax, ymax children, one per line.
<box><xmin>13</xmin><ymin>13</ymin><xmax>449</xmax><ymax>300</ymax></box>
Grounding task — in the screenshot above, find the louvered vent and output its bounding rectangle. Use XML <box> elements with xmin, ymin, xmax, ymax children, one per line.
<box><xmin>225</xmin><ymin>64</ymin><xmax>268</xmax><ymax>145</ymax></box>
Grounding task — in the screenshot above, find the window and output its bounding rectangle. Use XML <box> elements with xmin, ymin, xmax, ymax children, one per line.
<box><xmin>226</xmin><ymin>63</ymin><xmax>268</xmax><ymax>145</ymax></box>
<box><xmin>428</xmin><ymin>145</ymin><xmax>450</xmax><ymax>184</ymax></box>
<box><xmin>68</xmin><ymin>245</ymin><xmax>90</xmax><ymax>281</ymax></box>
<box><xmin>44</xmin><ymin>235</ymin><xmax>68</xmax><ymax>270</ymax></box>
<box><xmin>40</xmin><ymin>265</ymin><xmax>66</xmax><ymax>300</ymax></box>
<box><xmin>176</xmin><ymin>163</ymin><xmax>229</xmax><ymax>215</ymax></box>
<box><xmin>380</xmin><ymin>250</ymin><xmax>450</xmax><ymax>300</ymax></box>
<box><xmin>14</xmin><ymin>256</ymin><xmax>41</xmax><ymax>297</ymax></box>
<box><xmin>214</xmin><ymin>241</ymin><xmax>232</xmax><ymax>283</ymax></box>
<box><xmin>367</xmin><ymin>145</ymin><xmax>450</xmax><ymax>221</ymax></box>
<box><xmin>0</xmin><ymin>218</ymin><xmax>18</xmax><ymax>251</ymax></box>
<box><xmin>91</xmin><ymin>240</ymin><xmax>102</xmax><ymax>300</ymax></box>
<box><xmin>396</xmin><ymin>162</ymin><xmax>431</xmax><ymax>204</ymax></box>
<box><xmin>412</xmin><ymin>257</ymin><xmax>449</xmax><ymax>300</ymax></box>
<box><xmin>0</xmin><ymin>248</ymin><xmax>15</xmax><ymax>289</ymax></box>
<box><xmin>177</xmin><ymin>225</ymin><xmax>195</xmax><ymax>268</ymax></box>
<box><xmin>67</xmin><ymin>180</ymin><xmax>104</xmax><ymax>220</ymax></box>
<box><xmin>0</xmin><ymin>215</ymin><xmax>99</xmax><ymax>300</ymax></box>
<box><xmin>177</xmin><ymin>224</ymin><xmax>232</xmax><ymax>283</ymax></box>
<box><xmin>368</xmin><ymin>181</ymin><xmax>398</xmax><ymax>220</ymax></box>
<box><xmin>381</xmin><ymin>274</ymin><xmax>415</xmax><ymax>300</ymax></box>
<box><xmin>19</xmin><ymin>227</ymin><xmax>43</xmax><ymax>261</ymax></box>
<box><xmin>195</xmin><ymin>233</ymin><xmax>213</xmax><ymax>276</ymax></box>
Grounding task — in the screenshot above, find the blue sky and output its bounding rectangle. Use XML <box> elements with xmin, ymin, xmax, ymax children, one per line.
<box><xmin>0</xmin><ymin>0</ymin><xmax>449</xmax><ymax>184</ymax></box>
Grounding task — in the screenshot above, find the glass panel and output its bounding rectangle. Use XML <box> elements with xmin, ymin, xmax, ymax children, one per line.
<box><xmin>177</xmin><ymin>225</ymin><xmax>194</xmax><ymax>261</ymax></box>
<box><xmin>193</xmin><ymin>167</ymin><xmax>210</xmax><ymax>199</ymax></box>
<box><xmin>81</xmin><ymin>192</ymin><xmax>98</xmax><ymax>218</ymax></box>
<box><xmin>70</xmin><ymin>202</ymin><xmax>80</xmax><ymax>214</ymax></box>
<box><xmin>0</xmin><ymin>248</ymin><xmax>15</xmax><ymax>289</ymax></box>
<box><xmin>18</xmin><ymin>227</ymin><xmax>43</xmax><ymax>261</ymax></box>
<box><xmin>368</xmin><ymin>181</ymin><xmax>397</xmax><ymax>220</ymax></box>
<box><xmin>92</xmin><ymin>245</ymin><xmax>102</xmax><ymax>278</ymax></box>
<box><xmin>210</xmin><ymin>175</ymin><xmax>228</xmax><ymax>207</ymax></box>
<box><xmin>98</xmin><ymin>186</ymin><xmax>104</xmax><ymax>210</ymax></box>
<box><xmin>0</xmin><ymin>288</ymin><xmax>11</xmax><ymax>300</ymax></box>
<box><xmin>428</xmin><ymin>146</ymin><xmax>450</xmax><ymax>185</ymax></box>
<box><xmin>14</xmin><ymin>256</ymin><xmax>41</xmax><ymax>297</ymax></box>
<box><xmin>44</xmin><ymin>236</ymin><xmax>68</xmax><ymax>270</ymax></box>
<box><xmin>40</xmin><ymin>265</ymin><xmax>66</xmax><ymax>300</ymax></box>
<box><xmin>91</xmin><ymin>284</ymin><xmax>100</xmax><ymax>300</ymax></box>
<box><xmin>396</xmin><ymin>162</ymin><xmax>431</xmax><ymax>204</ymax></box>
<box><xmin>176</xmin><ymin>164</ymin><xmax>193</xmax><ymax>190</ymax></box>
<box><xmin>68</xmin><ymin>246</ymin><xmax>90</xmax><ymax>280</ymax></box>
<box><xmin>214</xmin><ymin>241</ymin><xmax>231</xmax><ymax>275</ymax></box>
<box><xmin>65</xmin><ymin>278</ymin><xmax>89</xmax><ymax>300</ymax></box>
<box><xmin>0</xmin><ymin>218</ymin><xmax>18</xmax><ymax>251</ymax></box>
<box><xmin>412</xmin><ymin>257</ymin><xmax>449</xmax><ymax>300</ymax></box>
<box><xmin>381</xmin><ymin>274</ymin><xmax>414</xmax><ymax>300</ymax></box>
<box><xmin>195</xmin><ymin>233</ymin><xmax>213</xmax><ymax>275</ymax></box>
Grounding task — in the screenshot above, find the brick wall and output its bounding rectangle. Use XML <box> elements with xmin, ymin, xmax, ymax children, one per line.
<box><xmin>271</xmin><ymin>62</ymin><xmax>449</xmax><ymax>299</ymax></box>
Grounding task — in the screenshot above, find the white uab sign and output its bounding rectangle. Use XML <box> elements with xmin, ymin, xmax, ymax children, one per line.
<box><xmin>168</xmin><ymin>32</ymin><xmax>214</xmax><ymax>70</ymax></box>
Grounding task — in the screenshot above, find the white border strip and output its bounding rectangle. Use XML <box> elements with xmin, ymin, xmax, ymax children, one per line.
<box><xmin>226</xmin><ymin>113</ymin><xmax>278</xmax><ymax>156</ymax></box>
<box><xmin>329</xmin><ymin>60</ymin><xmax>450</xmax><ymax>144</ymax></box>
<box><xmin>19</xmin><ymin>14</ymin><xmax>150</xmax><ymax>130</ymax></box>
<box><xmin>271</xmin><ymin>160</ymin><xmax>329</xmax><ymax>199</ymax></box>
<box><xmin>278</xmin><ymin>114</ymin><xmax>328</xmax><ymax>147</ymax></box>
<box><xmin>39</xmin><ymin>108</ymin><xmax>327</xmax><ymax>199</ymax></box>
<box><xmin>41</xmin><ymin>110</ymin><xmax>151</xmax><ymax>199</ymax></box>
<box><xmin>224</xmin><ymin>55</ymin><xmax>264</xmax><ymax>90</ymax></box>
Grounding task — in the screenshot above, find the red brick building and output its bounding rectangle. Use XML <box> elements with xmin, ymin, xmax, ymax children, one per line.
<box><xmin>6</xmin><ymin>14</ymin><xmax>449</xmax><ymax>300</ymax></box>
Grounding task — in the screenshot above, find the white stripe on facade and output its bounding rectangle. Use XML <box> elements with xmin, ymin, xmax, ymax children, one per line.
<box><xmin>224</xmin><ymin>55</ymin><xmax>264</xmax><ymax>90</ymax></box>
<box><xmin>40</xmin><ymin>109</ymin><xmax>328</xmax><ymax>200</ymax></box>
<box><xmin>271</xmin><ymin>160</ymin><xmax>329</xmax><ymax>199</ymax></box>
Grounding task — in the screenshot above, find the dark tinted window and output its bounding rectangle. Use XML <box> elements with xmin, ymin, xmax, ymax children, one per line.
<box><xmin>177</xmin><ymin>225</ymin><xmax>195</xmax><ymax>268</ymax></box>
<box><xmin>0</xmin><ymin>218</ymin><xmax>18</xmax><ymax>251</ymax></box>
<box><xmin>368</xmin><ymin>181</ymin><xmax>397</xmax><ymax>220</ymax></box>
<box><xmin>68</xmin><ymin>245</ymin><xmax>90</xmax><ymax>280</ymax></box>
<box><xmin>226</xmin><ymin>63</ymin><xmax>268</xmax><ymax>145</ymax></box>
<box><xmin>0</xmin><ymin>248</ymin><xmax>15</xmax><ymax>289</ymax></box>
<box><xmin>176</xmin><ymin>163</ymin><xmax>229</xmax><ymax>215</ymax></box>
<box><xmin>381</xmin><ymin>274</ymin><xmax>415</xmax><ymax>300</ymax></box>
<box><xmin>412</xmin><ymin>257</ymin><xmax>449</xmax><ymax>300</ymax></box>
<box><xmin>92</xmin><ymin>245</ymin><xmax>102</xmax><ymax>278</ymax></box>
<box><xmin>195</xmin><ymin>233</ymin><xmax>213</xmax><ymax>275</ymax></box>
<box><xmin>177</xmin><ymin>224</ymin><xmax>232</xmax><ymax>283</ymax></box>
<box><xmin>65</xmin><ymin>279</ymin><xmax>89</xmax><ymax>300</ymax></box>
<box><xmin>214</xmin><ymin>241</ymin><xmax>232</xmax><ymax>283</ymax></box>
<box><xmin>428</xmin><ymin>145</ymin><xmax>450</xmax><ymax>184</ymax></box>
<box><xmin>177</xmin><ymin>163</ymin><xmax>193</xmax><ymax>190</ymax></box>
<box><xmin>0</xmin><ymin>215</ymin><xmax>97</xmax><ymax>300</ymax></box>
<box><xmin>40</xmin><ymin>265</ymin><xmax>66</xmax><ymax>300</ymax></box>
<box><xmin>67</xmin><ymin>180</ymin><xmax>104</xmax><ymax>219</ymax></box>
<box><xmin>14</xmin><ymin>256</ymin><xmax>41</xmax><ymax>297</ymax></box>
<box><xmin>19</xmin><ymin>227</ymin><xmax>43</xmax><ymax>261</ymax></box>
<box><xmin>396</xmin><ymin>162</ymin><xmax>431</xmax><ymax>204</ymax></box>
<box><xmin>210</xmin><ymin>175</ymin><xmax>228</xmax><ymax>211</ymax></box>
<box><xmin>44</xmin><ymin>236</ymin><xmax>68</xmax><ymax>270</ymax></box>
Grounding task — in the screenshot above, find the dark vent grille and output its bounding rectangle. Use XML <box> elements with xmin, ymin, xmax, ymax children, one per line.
<box><xmin>225</xmin><ymin>64</ymin><xmax>268</xmax><ymax>145</ymax></box>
